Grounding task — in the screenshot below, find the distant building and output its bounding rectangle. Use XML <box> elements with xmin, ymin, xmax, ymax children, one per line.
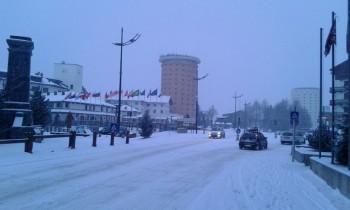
<box><xmin>291</xmin><ymin>87</ymin><xmax>320</xmax><ymax>128</ymax></box>
<box><xmin>159</xmin><ymin>54</ymin><xmax>200</xmax><ymax>119</ymax></box>
<box><xmin>0</xmin><ymin>70</ymin><xmax>69</xmax><ymax>94</ymax></box>
<box><xmin>106</xmin><ymin>95</ymin><xmax>182</xmax><ymax>127</ymax></box>
<box><xmin>44</xmin><ymin>91</ymin><xmax>117</xmax><ymax>132</ymax></box>
<box><xmin>54</xmin><ymin>62</ymin><xmax>83</xmax><ymax>93</ymax></box>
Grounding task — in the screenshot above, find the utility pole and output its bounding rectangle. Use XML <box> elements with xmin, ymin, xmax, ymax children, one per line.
<box><xmin>233</xmin><ymin>92</ymin><xmax>243</xmax><ymax>129</ymax></box>
<box><xmin>244</xmin><ymin>101</ymin><xmax>250</xmax><ymax>129</ymax></box>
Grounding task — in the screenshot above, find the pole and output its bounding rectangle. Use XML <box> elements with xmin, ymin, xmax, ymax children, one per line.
<box><xmin>292</xmin><ymin>107</ymin><xmax>296</xmax><ymax>162</ymax></box>
<box><xmin>117</xmin><ymin>28</ymin><xmax>124</xmax><ymax>134</ymax></box>
<box><xmin>195</xmin><ymin>96</ymin><xmax>198</xmax><ymax>134</ymax></box>
<box><xmin>331</xmin><ymin>12</ymin><xmax>335</xmax><ymax>164</ymax></box>
<box><xmin>244</xmin><ymin>101</ymin><xmax>247</xmax><ymax>128</ymax></box>
<box><xmin>347</xmin><ymin>0</ymin><xmax>350</xmax><ymax>170</ymax></box>
<box><xmin>319</xmin><ymin>27</ymin><xmax>323</xmax><ymax>159</ymax></box>
<box><xmin>114</xmin><ymin>29</ymin><xmax>140</xmax><ymax>135</ymax></box>
<box><xmin>233</xmin><ymin>92</ymin><xmax>243</xmax><ymax>129</ymax></box>
<box><xmin>194</xmin><ymin>74</ymin><xmax>208</xmax><ymax>134</ymax></box>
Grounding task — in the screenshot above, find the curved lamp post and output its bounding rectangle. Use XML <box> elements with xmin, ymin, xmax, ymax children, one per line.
<box><xmin>113</xmin><ymin>28</ymin><xmax>140</xmax><ymax>133</ymax></box>
<box><xmin>194</xmin><ymin>74</ymin><xmax>208</xmax><ymax>134</ymax></box>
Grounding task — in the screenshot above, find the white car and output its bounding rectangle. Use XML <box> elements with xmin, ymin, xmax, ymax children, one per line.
<box><xmin>208</xmin><ymin>128</ymin><xmax>225</xmax><ymax>139</ymax></box>
<box><xmin>280</xmin><ymin>131</ymin><xmax>305</xmax><ymax>144</ymax></box>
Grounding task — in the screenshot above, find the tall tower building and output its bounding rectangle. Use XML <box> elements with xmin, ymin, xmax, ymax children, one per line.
<box><xmin>291</xmin><ymin>87</ymin><xmax>320</xmax><ymax>128</ymax></box>
<box><xmin>159</xmin><ymin>54</ymin><xmax>200</xmax><ymax>118</ymax></box>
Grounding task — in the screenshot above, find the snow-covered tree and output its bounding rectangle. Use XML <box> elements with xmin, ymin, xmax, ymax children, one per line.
<box><xmin>30</xmin><ymin>90</ymin><xmax>51</xmax><ymax>128</ymax></box>
<box><xmin>138</xmin><ymin>110</ymin><xmax>153</xmax><ymax>138</ymax></box>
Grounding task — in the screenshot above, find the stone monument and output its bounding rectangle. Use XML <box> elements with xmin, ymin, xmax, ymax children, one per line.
<box><xmin>0</xmin><ymin>36</ymin><xmax>34</xmax><ymax>139</ymax></box>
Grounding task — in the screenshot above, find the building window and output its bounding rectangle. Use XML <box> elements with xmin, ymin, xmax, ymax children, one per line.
<box><xmin>43</xmin><ymin>87</ymin><xmax>49</xmax><ymax>92</ymax></box>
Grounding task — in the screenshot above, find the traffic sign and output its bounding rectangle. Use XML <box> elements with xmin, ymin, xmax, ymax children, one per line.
<box><xmin>290</xmin><ymin>111</ymin><xmax>299</xmax><ymax>120</ymax></box>
<box><xmin>236</xmin><ymin>128</ymin><xmax>241</xmax><ymax>134</ymax></box>
<box><xmin>110</xmin><ymin>123</ymin><xmax>119</xmax><ymax>132</ymax></box>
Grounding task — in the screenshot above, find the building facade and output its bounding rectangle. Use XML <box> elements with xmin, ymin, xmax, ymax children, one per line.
<box><xmin>333</xmin><ymin>59</ymin><xmax>349</xmax><ymax>117</ymax></box>
<box><xmin>54</xmin><ymin>62</ymin><xmax>83</xmax><ymax>93</ymax></box>
<box><xmin>291</xmin><ymin>87</ymin><xmax>320</xmax><ymax>128</ymax></box>
<box><xmin>45</xmin><ymin>91</ymin><xmax>117</xmax><ymax>132</ymax></box>
<box><xmin>159</xmin><ymin>54</ymin><xmax>200</xmax><ymax>118</ymax></box>
<box><xmin>0</xmin><ymin>71</ymin><xmax>69</xmax><ymax>95</ymax></box>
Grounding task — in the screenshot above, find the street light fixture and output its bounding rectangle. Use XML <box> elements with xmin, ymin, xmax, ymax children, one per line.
<box><xmin>194</xmin><ymin>73</ymin><xmax>208</xmax><ymax>134</ymax></box>
<box><xmin>113</xmin><ymin>28</ymin><xmax>140</xmax><ymax>134</ymax></box>
<box><xmin>233</xmin><ymin>92</ymin><xmax>243</xmax><ymax>129</ymax></box>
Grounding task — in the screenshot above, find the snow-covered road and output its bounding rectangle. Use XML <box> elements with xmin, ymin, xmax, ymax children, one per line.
<box><xmin>1</xmin><ymin>130</ymin><xmax>349</xmax><ymax>210</ymax></box>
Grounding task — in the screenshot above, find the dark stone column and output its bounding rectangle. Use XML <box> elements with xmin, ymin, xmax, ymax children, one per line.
<box><xmin>0</xmin><ymin>36</ymin><xmax>34</xmax><ymax>139</ymax></box>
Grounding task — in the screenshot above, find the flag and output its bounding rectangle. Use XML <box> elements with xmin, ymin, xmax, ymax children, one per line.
<box><xmin>140</xmin><ymin>89</ymin><xmax>145</xmax><ymax>96</ymax></box>
<box><xmin>104</xmin><ymin>92</ymin><xmax>109</xmax><ymax>100</ymax></box>
<box><xmin>124</xmin><ymin>90</ymin><xmax>129</xmax><ymax>97</ymax></box>
<box><xmin>69</xmin><ymin>93</ymin><xmax>76</xmax><ymax>99</ymax></box>
<box><xmin>150</xmin><ymin>89</ymin><xmax>157</xmax><ymax>96</ymax></box>
<box><xmin>147</xmin><ymin>89</ymin><xmax>151</xmax><ymax>98</ymax></box>
<box><xmin>110</xmin><ymin>90</ymin><xmax>118</xmax><ymax>97</ymax></box>
<box><xmin>325</xmin><ymin>18</ymin><xmax>336</xmax><ymax>57</ymax></box>
<box><xmin>132</xmin><ymin>90</ymin><xmax>140</xmax><ymax>97</ymax></box>
<box><xmin>64</xmin><ymin>92</ymin><xmax>72</xmax><ymax>100</ymax></box>
<box><xmin>82</xmin><ymin>92</ymin><xmax>91</xmax><ymax>100</ymax></box>
<box><xmin>128</xmin><ymin>90</ymin><xmax>133</xmax><ymax>99</ymax></box>
<box><xmin>92</xmin><ymin>92</ymin><xmax>101</xmax><ymax>97</ymax></box>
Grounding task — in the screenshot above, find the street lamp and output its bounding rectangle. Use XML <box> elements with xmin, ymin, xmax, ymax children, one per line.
<box><xmin>113</xmin><ymin>28</ymin><xmax>140</xmax><ymax>134</ymax></box>
<box><xmin>194</xmin><ymin>73</ymin><xmax>208</xmax><ymax>134</ymax></box>
<box><xmin>244</xmin><ymin>101</ymin><xmax>250</xmax><ymax>129</ymax></box>
<box><xmin>233</xmin><ymin>92</ymin><xmax>243</xmax><ymax>129</ymax></box>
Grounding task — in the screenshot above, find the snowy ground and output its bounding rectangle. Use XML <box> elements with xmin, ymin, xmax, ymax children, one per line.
<box><xmin>1</xmin><ymin>129</ymin><xmax>349</xmax><ymax>210</ymax></box>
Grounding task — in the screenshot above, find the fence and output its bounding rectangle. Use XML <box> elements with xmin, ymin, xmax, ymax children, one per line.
<box><xmin>0</xmin><ymin>131</ymin><xmax>133</xmax><ymax>153</ymax></box>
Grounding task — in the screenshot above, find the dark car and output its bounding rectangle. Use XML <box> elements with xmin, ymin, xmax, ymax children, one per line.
<box><xmin>208</xmin><ymin>127</ymin><xmax>226</xmax><ymax>139</ymax></box>
<box><xmin>99</xmin><ymin>125</ymin><xmax>127</xmax><ymax>137</ymax></box>
<box><xmin>239</xmin><ymin>128</ymin><xmax>268</xmax><ymax>150</ymax></box>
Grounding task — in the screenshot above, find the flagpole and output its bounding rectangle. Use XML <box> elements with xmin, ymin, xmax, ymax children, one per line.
<box><xmin>319</xmin><ymin>27</ymin><xmax>323</xmax><ymax>159</ymax></box>
<box><xmin>331</xmin><ymin>11</ymin><xmax>335</xmax><ymax>164</ymax></box>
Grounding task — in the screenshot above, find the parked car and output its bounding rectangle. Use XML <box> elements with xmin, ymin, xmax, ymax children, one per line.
<box><xmin>280</xmin><ymin>131</ymin><xmax>305</xmax><ymax>144</ymax></box>
<box><xmin>99</xmin><ymin>125</ymin><xmax>127</xmax><ymax>137</ymax></box>
<box><xmin>208</xmin><ymin>127</ymin><xmax>225</xmax><ymax>139</ymax></box>
<box><xmin>239</xmin><ymin>128</ymin><xmax>268</xmax><ymax>150</ymax></box>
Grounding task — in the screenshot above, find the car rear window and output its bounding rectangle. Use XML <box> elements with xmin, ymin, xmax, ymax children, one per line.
<box><xmin>241</xmin><ymin>133</ymin><xmax>255</xmax><ymax>139</ymax></box>
<box><xmin>283</xmin><ymin>132</ymin><xmax>293</xmax><ymax>136</ymax></box>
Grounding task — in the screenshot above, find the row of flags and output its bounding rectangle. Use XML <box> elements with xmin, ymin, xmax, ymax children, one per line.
<box><xmin>64</xmin><ymin>92</ymin><xmax>98</xmax><ymax>100</ymax></box>
<box><xmin>64</xmin><ymin>89</ymin><xmax>162</xmax><ymax>101</ymax></box>
<box><xmin>104</xmin><ymin>89</ymin><xmax>161</xmax><ymax>100</ymax></box>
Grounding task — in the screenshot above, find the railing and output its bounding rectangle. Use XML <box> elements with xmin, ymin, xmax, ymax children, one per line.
<box><xmin>0</xmin><ymin>131</ymin><xmax>135</xmax><ymax>153</ymax></box>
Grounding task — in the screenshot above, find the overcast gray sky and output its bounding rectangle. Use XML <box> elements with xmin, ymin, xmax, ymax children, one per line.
<box><xmin>0</xmin><ymin>0</ymin><xmax>348</xmax><ymax>115</ymax></box>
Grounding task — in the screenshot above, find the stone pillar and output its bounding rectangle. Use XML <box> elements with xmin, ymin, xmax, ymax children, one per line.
<box><xmin>0</xmin><ymin>36</ymin><xmax>34</xmax><ymax>139</ymax></box>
